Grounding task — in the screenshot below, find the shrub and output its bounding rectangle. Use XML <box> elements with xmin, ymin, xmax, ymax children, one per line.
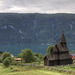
<box><xmin>39</xmin><ymin>54</ymin><xmax>43</xmax><ymax>61</ymax></box>
<box><xmin>2</xmin><ymin>52</ymin><xmax>11</xmax><ymax>62</ymax></box>
<box><xmin>22</xmin><ymin>49</ymin><xmax>35</xmax><ymax>63</ymax></box>
<box><xmin>0</xmin><ymin>58</ymin><xmax>2</xmax><ymax>63</ymax></box>
<box><xmin>7</xmin><ymin>57</ymin><xmax>12</xmax><ymax>63</ymax></box>
<box><xmin>11</xmin><ymin>60</ymin><xmax>17</xmax><ymax>65</ymax></box>
<box><xmin>3</xmin><ymin>58</ymin><xmax>10</xmax><ymax>67</ymax></box>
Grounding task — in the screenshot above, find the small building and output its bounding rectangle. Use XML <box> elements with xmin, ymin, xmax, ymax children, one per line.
<box><xmin>70</xmin><ymin>54</ymin><xmax>75</xmax><ymax>60</ymax></box>
<box><xmin>15</xmin><ymin>58</ymin><xmax>22</xmax><ymax>62</ymax></box>
<box><xmin>44</xmin><ymin>32</ymin><xmax>73</xmax><ymax>66</ymax></box>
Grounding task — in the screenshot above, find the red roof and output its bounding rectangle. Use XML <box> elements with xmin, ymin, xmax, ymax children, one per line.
<box><xmin>16</xmin><ymin>58</ymin><xmax>22</xmax><ymax>61</ymax></box>
<box><xmin>70</xmin><ymin>54</ymin><xmax>75</xmax><ymax>60</ymax></box>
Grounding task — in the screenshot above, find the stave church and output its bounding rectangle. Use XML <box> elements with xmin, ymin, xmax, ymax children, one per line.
<box><xmin>44</xmin><ymin>32</ymin><xmax>73</xmax><ymax>66</ymax></box>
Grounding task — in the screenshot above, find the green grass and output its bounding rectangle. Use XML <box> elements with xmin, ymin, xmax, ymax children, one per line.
<box><xmin>53</xmin><ymin>65</ymin><xmax>75</xmax><ymax>71</ymax></box>
<box><xmin>40</xmin><ymin>61</ymin><xmax>44</xmax><ymax>65</ymax></box>
<box><xmin>0</xmin><ymin>64</ymin><xmax>74</xmax><ymax>75</ymax></box>
<box><xmin>0</xmin><ymin>69</ymin><xmax>72</xmax><ymax>75</ymax></box>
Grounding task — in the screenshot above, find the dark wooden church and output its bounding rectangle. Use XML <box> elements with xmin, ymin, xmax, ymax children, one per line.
<box><xmin>44</xmin><ymin>32</ymin><xmax>73</xmax><ymax>66</ymax></box>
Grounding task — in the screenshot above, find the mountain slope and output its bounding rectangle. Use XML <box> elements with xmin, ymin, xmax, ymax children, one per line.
<box><xmin>0</xmin><ymin>13</ymin><xmax>75</xmax><ymax>44</ymax></box>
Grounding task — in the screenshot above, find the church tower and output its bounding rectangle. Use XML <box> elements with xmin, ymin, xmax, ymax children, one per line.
<box><xmin>60</xmin><ymin>31</ymin><xmax>66</xmax><ymax>43</ymax></box>
<box><xmin>60</xmin><ymin>31</ymin><xmax>67</xmax><ymax>47</ymax></box>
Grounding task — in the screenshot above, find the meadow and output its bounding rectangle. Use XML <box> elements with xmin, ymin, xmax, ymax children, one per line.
<box><xmin>0</xmin><ymin>62</ymin><xmax>75</xmax><ymax>75</ymax></box>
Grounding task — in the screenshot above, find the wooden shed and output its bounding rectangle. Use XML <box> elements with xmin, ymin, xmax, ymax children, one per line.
<box><xmin>44</xmin><ymin>32</ymin><xmax>73</xmax><ymax>66</ymax></box>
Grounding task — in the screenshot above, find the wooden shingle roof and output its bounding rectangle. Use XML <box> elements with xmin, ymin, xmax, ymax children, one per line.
<box><xmin>52</xmin><ymin>47</ymin><xmax>58</xmax><ymax>52</ymax></box>
<box><xmin>44</xmin><ymin>53</ymin><xmax>71</xmax><ymax>61</ymax></box>
<box><xmin>59</xmin><ymin>54</ymin><xmax>71</xmax><ymax>60</ymax></box>
<box><xmin>56</xmin><ymin>43</ymin><xmax>69</xmax><ymax>52</ymax></box>
<box><xmin>44</xmin><ymin>54</ymin><xmax>59</xmax><ymax>61</ymax></box>
<box><xmin>44</xmin><ymin>55</ymin><xmax>54</xmax><ymax>61</ymax></box>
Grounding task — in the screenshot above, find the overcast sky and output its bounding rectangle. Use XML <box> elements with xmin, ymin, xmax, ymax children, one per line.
<box><xmin>0</xmin><ymin>0</ymin><xmax>75</xmax><ymax>13</ymax></box>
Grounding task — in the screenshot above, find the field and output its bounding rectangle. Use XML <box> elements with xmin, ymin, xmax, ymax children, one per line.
<box><xmin>0</xmin><ymin>63</ymin><xmax>75</xmax><ymax>75</ymax></box>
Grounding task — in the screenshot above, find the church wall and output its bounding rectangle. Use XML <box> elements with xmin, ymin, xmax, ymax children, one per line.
<box><xmin>49</xmin><ymin>61</ymin><xmax>54</xmax><ymax>66</ymax></box>
<box><xmin>59</xmin><ymin>59</ymin><xmax>73</xmax><ymax>65</ymax></box>
<box><xmin>54</xmin><ymin>60</ymin><xmax>59</xmax><ymax>65</ymax></box>
<box><xmin>44</xmin><ymin>58</ymin><xmax>49</xmax><ymax>66</ymax></box>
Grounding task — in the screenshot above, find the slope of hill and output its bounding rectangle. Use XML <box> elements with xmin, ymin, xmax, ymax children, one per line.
<box><xmin>0</xmin><ymin>13</ymin><xmax>75</xmax><ymax>44</ymax></box>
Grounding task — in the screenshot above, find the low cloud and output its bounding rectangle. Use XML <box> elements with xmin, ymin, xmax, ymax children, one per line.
<box><xmin>0</xmin><ymin>0</ymin><xmax>75</xmax><ymax>13</ymax></box>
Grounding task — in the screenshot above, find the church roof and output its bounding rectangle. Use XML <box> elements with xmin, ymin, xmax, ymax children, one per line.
<box><xmin>52</xmin><ymin>47</ymin><xmax>58</xmax><ymax>52</ymax></box>
<box><xmin>44</xmin><ymin>54</ymin><xmax>54</xmax><ymax>61</ymax></box>
<box><xmin>56</xmin><ymin>43</ymin><xmax>69</xmax><ymax>52</ymax></box>
<box><xmin>44</xmin><ymin>53</ymin><xmax>72</xmax><ymax>61</ymax></box>
<box><xmin>60</xmin><ymin>31</ymin><xmax>66</xmax><ymax>43</ymax></box>
<box><xmin>59</xmin><ymin>54</ymin><xmax>72</xmax><ymax>60</ymax></box>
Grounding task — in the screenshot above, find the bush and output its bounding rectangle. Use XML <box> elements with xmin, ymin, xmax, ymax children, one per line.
<box><xmin>11</xmin><ymin>60</ymin><xmax>17</xmax><ymax>65</ymax></box>
<box><xmin>7</xmin><ymin>57</ymin><xmax>12</xmax><ymax>63</ymax></box>
<box><xmin>2</xmin><ymin>52</ymin><xmax>11</xmax><ymax>62</ymax></box>
<box><xmin>39</xmin><ymin>54</ymin><xmax>43</xmax><ymax>61</ymax></box>
<box><xmin>70</xmin><ymin>50</ymin><xmax>74</xmax><ymax>54</ymax></box>
<box><xmin>3</xmin><ymin>58</ymin><xmax>10</xmax><ymax>67</ymax></box>
<box><xmin>0</xmin><ymin>58</ymin><xmax>2</xmax><ymax>63</ymax></box>
<box><xmin>17</xmin><ymin>53</ymin><xmax>23</xmax><ymax>58</ymax></box>
<box><xmin>0</xmin><ymin>51</ymin><xmax>3</xmax><ymax>54</ymax></box>
<box><xmin>22</xmin><ymin>49</ymin><xmax>35</xmax><ymax>63</ymax></box>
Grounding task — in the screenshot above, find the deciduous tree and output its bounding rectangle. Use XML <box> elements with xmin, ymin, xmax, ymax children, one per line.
<box><xmin>2</xmin><ymin>52</ymin><xmax>11</xmax><ymax>62</ymax></box>
<box><xmin>22</xmin><ymin>49</ymin><xmax>35</xmax><ymax>63</ymax></box>
<box><xmin>47</xmin><ymin>45</ymin><xmax>54</xmax><ymax>54</ymax></box>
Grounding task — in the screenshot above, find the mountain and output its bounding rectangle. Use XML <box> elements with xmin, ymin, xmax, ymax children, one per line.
<box><xmin>0</xmin><ymin>13</ymin><xmax>75</xmax><ymax>45</ymax></box>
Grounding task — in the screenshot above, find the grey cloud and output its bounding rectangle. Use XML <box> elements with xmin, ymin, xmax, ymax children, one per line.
<box><xmin>0</xmin><ymin>0</ymin><xmax>75</xmax><ymax>13</ymax></box>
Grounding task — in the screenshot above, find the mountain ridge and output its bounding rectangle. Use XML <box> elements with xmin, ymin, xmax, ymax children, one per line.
<box><xmin>0</xmin><ymin>13</ymin><xmax>75</xmax><ymax>45</ymax></box>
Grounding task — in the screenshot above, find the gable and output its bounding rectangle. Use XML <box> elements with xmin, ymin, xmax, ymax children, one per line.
<box><xmin>56</xmin><ymin>43</ymin><xmax>69</xmax><ymax>52</ymax></box>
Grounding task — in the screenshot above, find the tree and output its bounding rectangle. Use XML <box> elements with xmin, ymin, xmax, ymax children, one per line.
<box><xmin>47</xmin><ymin>45</ymin><xmax>54</xmax><ymax>54</ymax></box>
<box><xmin>11</xmin><ymin>60</ymin><xmax>17</xmax><ymax>65</ymax></box>
<box><xmin>22</xmin><ymin>49</ymin><xmax>35</xmax><ymax>63</ymax></box>
<box><xmin>0</xmin><ymin>58</ymin><xmax>2</xmax><ymax>63</ymax></box>
<box><xmin>2</xmin><ymin>52</ymin><xmax>11</xmax><ymax>62</ymax></box>
<box><xmin>0</xmin><ymin>51</ymin><xmax>3</xmax><ymax>56</ymax></box>
<box><xmin>39</xmin><ymin>54</ymin><xmax>43</xmax><ymax>61</ymax></box>
<box><xmin>17</xmin><ymin>53</ymin><xmax>23</xmax><ymax>58</ymax></box>
<box><xmin>33</xmin><ymin>52</ymin><xmax>39</xmax><ymax>57</ymax></box>
<box><xmin>3</xmin><ymin>57</ymin><xmax>10</xmax><ymax>67</ymax></box>
<box><xmin>0</xmin><ymin>51</ymin><xmax>3</xmax><ymax>54</ymax></box>
<box><xmin>70</xmin><ymin>50</ymin><xmax>74</xmax><ymax>54</ymax></box>
<box><xmin>7</xmin><ymin>57</ymin><xmax>12</xmax><ymax>63</ymax></box>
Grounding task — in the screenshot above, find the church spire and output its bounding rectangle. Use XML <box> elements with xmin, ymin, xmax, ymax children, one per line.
<box><xmin>60</xmin><ymin>31</ymin><xmax>66</xmax><ymax>43</ymax></box>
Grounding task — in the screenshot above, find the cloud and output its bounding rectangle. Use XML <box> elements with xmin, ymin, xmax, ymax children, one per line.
<box><xmin>0</xmin><ymin>0</ymin><xmax>75</xmax><ymax>13</ymax></box>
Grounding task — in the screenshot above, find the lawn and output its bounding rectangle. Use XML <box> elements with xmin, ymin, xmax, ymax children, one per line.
<box><xmin>0</xmin><ymin>69</ymin><xmax>72</xmax><ymax>75</ymax></box>
<box><xmin>0</xmin><ymin>63</ymin><xmax>74</xmax><ymax>75</ymax></box>
<box><xmin>53</xmin><ymin>65</ymin><xmax>75</xmax><ymax>71</ymax></box>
